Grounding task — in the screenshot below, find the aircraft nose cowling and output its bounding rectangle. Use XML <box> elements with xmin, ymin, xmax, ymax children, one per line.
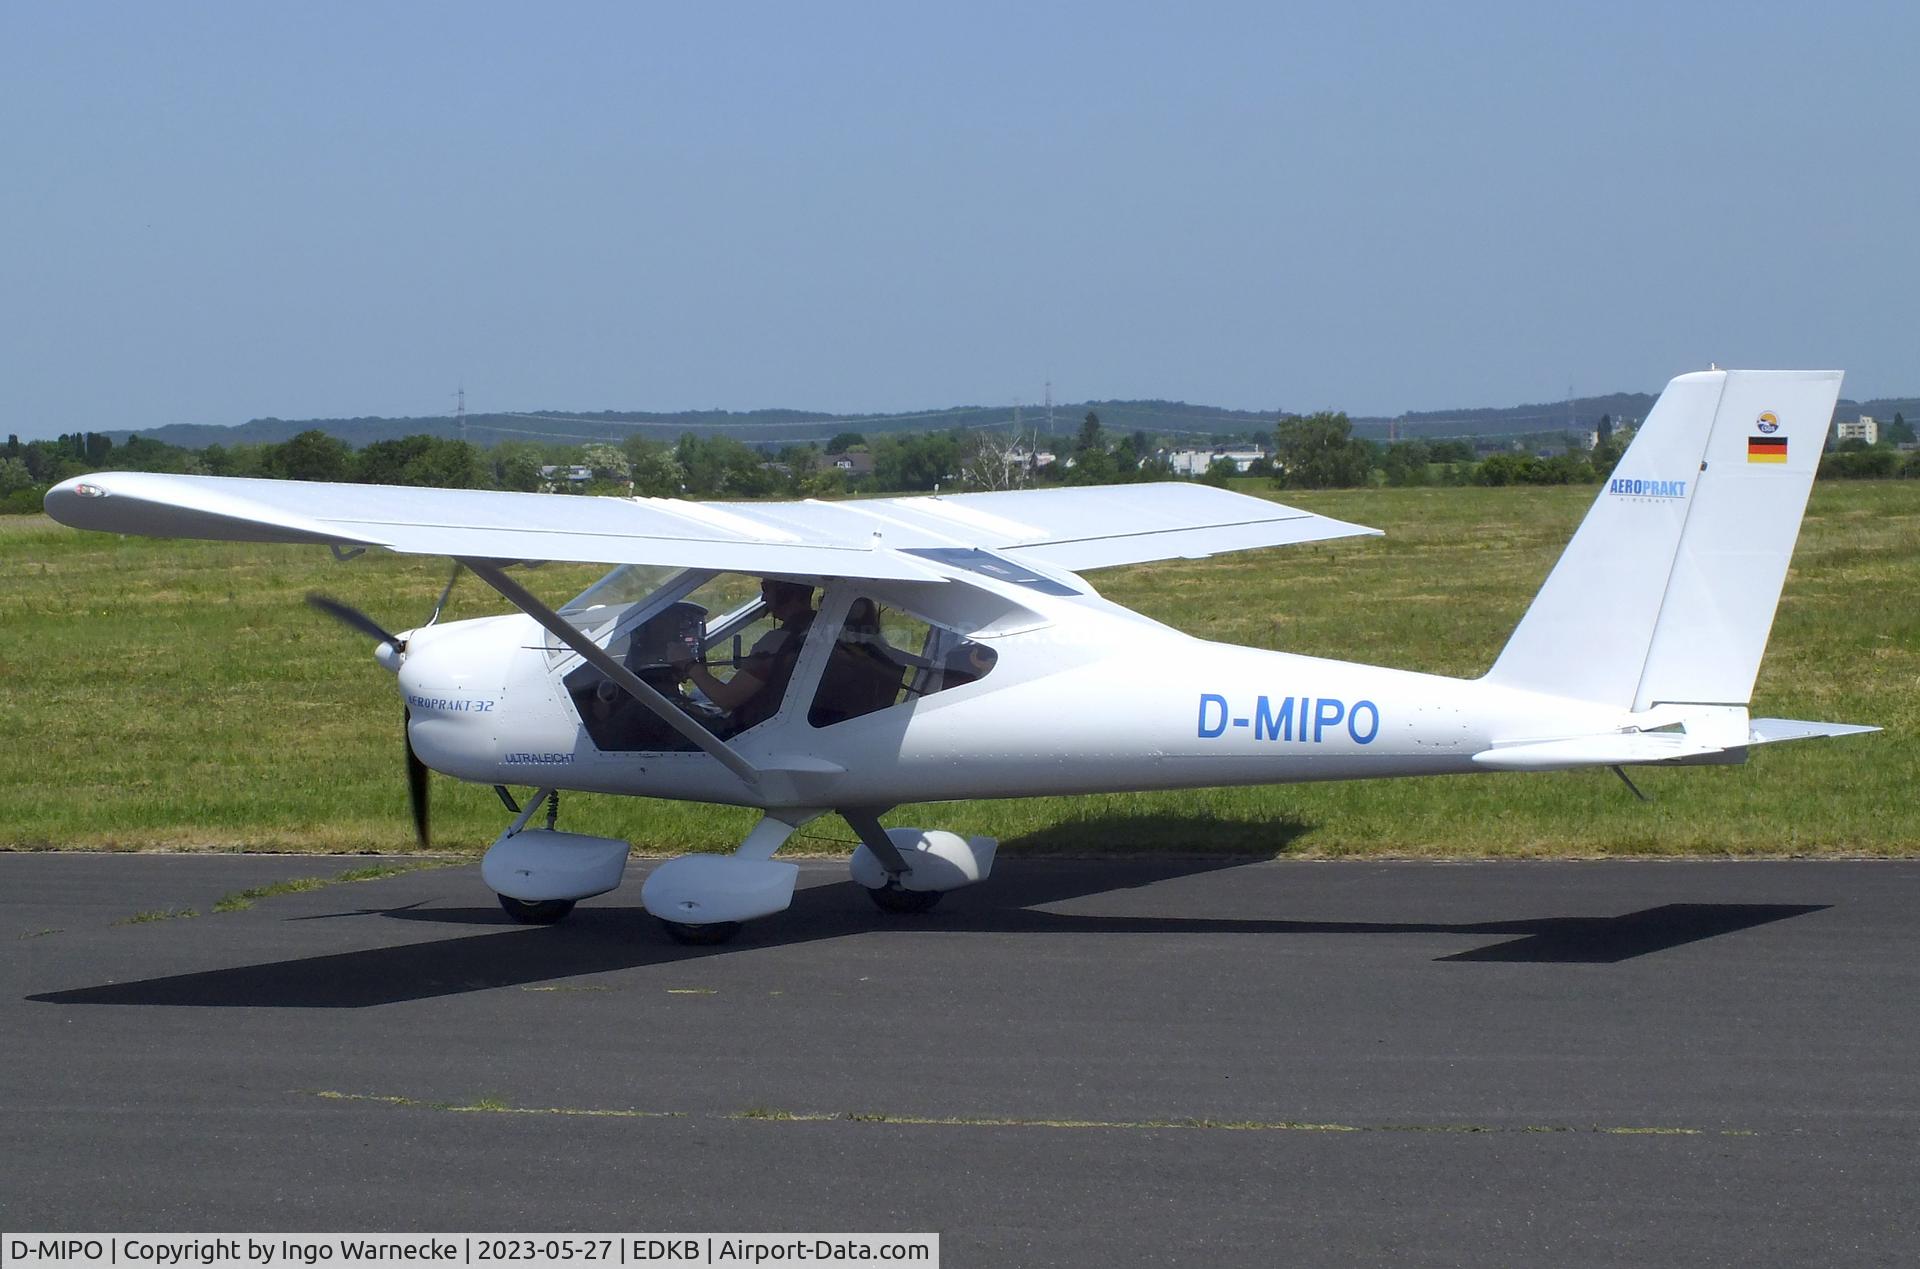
<box><xmin>397</xmin><ymin>617</ymin><xmax>523</xmax><ymax>782</ymax></box>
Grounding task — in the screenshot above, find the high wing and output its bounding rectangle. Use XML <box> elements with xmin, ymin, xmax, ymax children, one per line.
<box><xmin>44</xmin><ymin>473</ymin><xmax>1377</xmax><ymax>578</ymax></box>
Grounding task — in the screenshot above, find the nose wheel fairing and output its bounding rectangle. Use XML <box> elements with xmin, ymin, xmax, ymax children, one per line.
<box><xmin>480</xmin><ymin>828</ymin><xmax>631</xmax><ymax>903</ymax></box>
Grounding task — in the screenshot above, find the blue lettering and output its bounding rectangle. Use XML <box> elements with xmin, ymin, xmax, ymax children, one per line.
<box><xmin>1313</xmin><ymin>698</ymin><xmax>1345</xmax><ymax>742</ymax></box>
<box><xmin>1611</xmin><ymin>477</ymin><xmax>1688</xmax><ymax>499</ymax></box>
<box><xmin>1254</xmin><ymin>695</ymin><xmax>1294</xmax><ymax>741</ymax></box>
<box><xmin>1348</xmin><ymin>700</ymin><xmax>1380</xmax><ymax>744</ymax></box>
<box><xmin>1197</xmin><ymin>693</ymin><xmax>1228</xmax><ymax>738</ymax></box>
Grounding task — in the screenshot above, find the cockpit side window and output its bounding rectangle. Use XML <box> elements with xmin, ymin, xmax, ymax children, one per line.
<box><xmin>564</xmin><ymin>600</ymin><xmax>716</xmax><ymax>751</ymax></box>
<box><xmin>563</xmin><ymin>573</ymin><xmax>828</xmax><ymax>751</ymax></box>
<box><xmin>808</xmin><ymin>597</ymin><xmax>997</xmax><ymax>728</ymax></box>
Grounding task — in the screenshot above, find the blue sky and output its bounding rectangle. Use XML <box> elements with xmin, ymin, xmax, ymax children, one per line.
<box><xmin>3</xmin><ymin>1</ymin><xmax>1914</xmax><ymax>439</ymax></box>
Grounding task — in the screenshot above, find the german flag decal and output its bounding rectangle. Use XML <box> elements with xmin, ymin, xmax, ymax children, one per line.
<box><xmin>1748</xmin><ymin>435</ymin><xmax>1789</xmax><ymax>463</ymax></box>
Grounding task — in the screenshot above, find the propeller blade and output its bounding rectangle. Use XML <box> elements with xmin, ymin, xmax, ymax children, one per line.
<box><xmin>306</xmin><ymin>593</ymin><xmax>400</xmax><ymax>647</ymax></box>
<box><xmin>405</xmin><ymin>710</ymin><xmax>430</xmax><ymax>851</ymax></box>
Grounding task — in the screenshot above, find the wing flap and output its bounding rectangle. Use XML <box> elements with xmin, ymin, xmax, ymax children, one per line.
<box><xmin>711</xmin><ymin>482</ymin><xmax>1380</xmax><ymax>571</ymax></box>
<box><xmin>1002</xmin><ymin>511</ymin><xmax>1380</xmax><ymax>571</ymax></box>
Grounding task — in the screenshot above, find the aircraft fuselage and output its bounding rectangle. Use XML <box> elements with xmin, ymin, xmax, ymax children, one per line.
<box><xmin>399</xmin><ymin>610</ymin><xmax>1630</xmax><ymax>812</ymax></box>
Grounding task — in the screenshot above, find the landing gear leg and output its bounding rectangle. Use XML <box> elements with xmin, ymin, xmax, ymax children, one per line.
<box><xmin>842</xmin><ymin>808</ymin><xmax>948</xmax><ymax>916</ymax></box>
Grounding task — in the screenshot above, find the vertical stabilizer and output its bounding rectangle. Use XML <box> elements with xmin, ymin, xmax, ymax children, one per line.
<box><xmin>1485</xmin><ymin>369</ymin><xmax>1841</xmax><ymax>709</ymax></box>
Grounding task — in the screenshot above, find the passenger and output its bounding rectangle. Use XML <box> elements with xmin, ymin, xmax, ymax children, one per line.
<box><xmin>671</xmin><ymin>579</ymin><xmax>816</xmax><ymax>733</ymax></box>
<box><xmin>811</xmin><ymin>598</ymin><xmax>907</xmax><ymax>726</ymax></box>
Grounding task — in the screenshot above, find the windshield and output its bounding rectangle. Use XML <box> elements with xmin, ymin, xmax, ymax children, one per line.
<box><xmin>546</xmin><ymin>563</ymin><xmax>692</xmax><ymax>659</ymax></box>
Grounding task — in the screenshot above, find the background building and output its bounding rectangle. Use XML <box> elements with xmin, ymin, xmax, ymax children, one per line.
<box><xmin>1836</xmin><ymin>417</ymin><xmax>1879</xmax><ymax>445</ymax></box>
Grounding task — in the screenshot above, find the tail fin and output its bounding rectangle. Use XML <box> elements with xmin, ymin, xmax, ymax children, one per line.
<box><xmin>1485</xmin><ymin>368</ymin><xmax>1842</xmax><ymax>710</ymax></box>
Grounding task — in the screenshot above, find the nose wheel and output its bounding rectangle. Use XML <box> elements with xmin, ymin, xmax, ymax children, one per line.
<box><xmin>498</xmin><ymin>895</ymin><xmax>577</xmax><ymax>924</ymax></box>
<box><xmin>660</xmin><ymin>919</ymin><xmax>743</xmax><ymax>945</ymax></box>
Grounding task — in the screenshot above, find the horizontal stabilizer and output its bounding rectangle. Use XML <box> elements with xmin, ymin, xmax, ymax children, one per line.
<box><xmin>1474</xmin><ymin>716</ymin><xmax>1878</xmax><ymax>771</ymax></box>
<box><xmin>1748</xmin><ymin>718</ymin><xmax>1881</xmax><ymax>744</ymax></box>
<box><xmin>1472</xmin><ymin>734</ymin><xmax>1723</xmax><ymax>771</ymax></box>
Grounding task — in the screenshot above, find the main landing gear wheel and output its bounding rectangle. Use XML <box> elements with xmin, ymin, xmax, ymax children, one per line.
<box><xmin>498</xmin><ymin>895</ymin><xmax>577</xmax><ymax>924</ymax></box>
<box><xmin>866</xmin><ymin>884</ymin><xmax>943</xmax><ymax>915</ymax></box>
<box><xmin>660</xmin><ymin>919</ymin><xmax>743</xmax><ymax>946</ymax></box>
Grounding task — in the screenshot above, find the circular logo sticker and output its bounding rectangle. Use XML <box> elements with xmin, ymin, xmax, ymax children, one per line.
<box><xmin>1756</xmin><ymin>411</ymin><xmax>1780</xmax><ymax>434</ymax></box>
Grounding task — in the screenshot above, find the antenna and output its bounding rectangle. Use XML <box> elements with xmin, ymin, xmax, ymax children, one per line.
<box><xmin>1044</xmin><ymin>381</ymin><xmax>1054</xmax><ymax>436</ymax></box>
<box><xmin>454</xmin><ymin>386</ymin><xmax>467</xmax><ymax>444</ymax></box>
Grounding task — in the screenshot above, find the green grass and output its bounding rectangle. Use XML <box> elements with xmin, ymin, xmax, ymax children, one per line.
<box><xmin>209</xmin><ymin>861</ymin><xmax>437</xmax><ymax>912</ymax></box>
<box><xmin>113</xmin><ymin>907</ymin><xmax>198</xmax><ymax>924</ymax></box>
<box><xmin>3</xmin><ymin>482</ymin><xmax>1914</xmax><ymax>856</ymax></box>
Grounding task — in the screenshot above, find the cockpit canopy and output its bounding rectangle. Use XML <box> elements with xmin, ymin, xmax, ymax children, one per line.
<box><xmin>553</xmin><ymin>565</ymin><xmax>1001</xmax><ymax>753</ymax></box>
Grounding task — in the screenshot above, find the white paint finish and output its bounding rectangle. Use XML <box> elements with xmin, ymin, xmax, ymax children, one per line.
<box><xmin>1471</xmin><ymin>734</ymin><xmax>1719</xmax><ymax>771</ymax></box>
<box><xmin>480</xmin><ymin>829</ymin><xmax>630</xmax><ymax>901</ymax></box>
<box><xmin>849</xmin><ymin>830</ymin><xmax>997</xmax><ymax>892</ymax></box>
<box><xmin>1007</xmin><ymin>511</ymin><xmax>1381</xmax><ymax>571</ymax></box>
<box><xmin>1487</xmin><ymin>369</ymin><xmax>1843</xmax><ymax>711</ymax></box>
<box><xmin>1632</xmin><ymin>370</ymin><xmax>1841</xmax><ymax>709</ymax></box>
<box><xmin>640</xmin><ymin>855</ymin><xmax>800</xmax><ymax>924</ymax></box>
<box><xmin>1749</xmin><ymin>718</ymin><xmax>1882</xmax><ymax>744</ymax></box>
<box><xmin>44</xmin><ymin>473</ymin><xmax>1375</xmax><ymax>578</ymax></box>
<box><xmin>1486</xmin><ymin>371</ymin><xmax>1724</xmax><ymax>706</ymax></box>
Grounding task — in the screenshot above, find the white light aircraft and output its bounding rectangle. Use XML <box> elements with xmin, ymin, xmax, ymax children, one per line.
<box><xmin>46</xmin><ymin>369</ymin><xmax>1876</xmax><ymax>943</ymax></box>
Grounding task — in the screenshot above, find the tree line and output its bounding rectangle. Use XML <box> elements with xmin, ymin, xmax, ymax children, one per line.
<box><xmin>6</xmin><ymin>406</ymin><xmax>1915</xmax><ymax>514</ymax></box>
<box><xmin>1265</xmin><ymin>410</ymin><xmax>1920</xmax><ymax>490</ymax></box>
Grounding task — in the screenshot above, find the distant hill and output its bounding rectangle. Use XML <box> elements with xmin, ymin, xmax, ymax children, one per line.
<box><xmin>1351</xmin><ymin>394</ymin><xmax>1915</xmax><ymax>442</ymax></box>
<box><xmin>96</xmin><ymin>391</ymin><xmax>1915</xmax><ymax>451</ymax></box>
<box><xmin>98</xmin><ymin>400</ymin><xmax>1286</xmax><ymax>450</ymax></box>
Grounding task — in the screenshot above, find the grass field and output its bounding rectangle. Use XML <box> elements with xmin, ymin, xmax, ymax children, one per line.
<box><xmin>2</xmin><ymin>480</ymin><xmax>1914</xmax><ymax>857</ymax></box>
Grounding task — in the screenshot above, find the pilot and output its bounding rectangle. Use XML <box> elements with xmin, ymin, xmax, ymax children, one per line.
<box><xmin>590</xmin><ymin>601</ymin><xmax>704</xmax><ymax>745</ymax></box>
<box><xmin>672</xmin><ymin>579</ymin><xmax>816</xmax><ymax>732</ymax></box>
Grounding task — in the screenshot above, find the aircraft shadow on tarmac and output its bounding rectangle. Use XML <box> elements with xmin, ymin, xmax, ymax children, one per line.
<box><xmin>27</xmin><ymin>858</ymin><xmax>1829</xmax><ymax>1009</ymax></box>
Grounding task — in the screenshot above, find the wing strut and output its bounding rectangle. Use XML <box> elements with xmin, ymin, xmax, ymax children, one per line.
<box><xmin>460</xmin><ymin>557</ymin><xmax>761</xmax><ymax>787</ymax></box>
